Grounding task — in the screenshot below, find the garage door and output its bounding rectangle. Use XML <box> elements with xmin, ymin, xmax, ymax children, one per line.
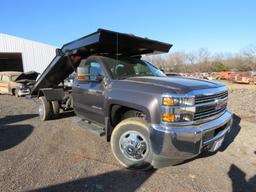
<box><xmin>0</xmin><ymin>53</ymin><xmax>23</xmax><ymax>72</ymax></box>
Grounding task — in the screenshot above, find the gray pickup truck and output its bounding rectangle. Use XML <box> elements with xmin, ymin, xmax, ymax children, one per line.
<box><xmin>31</xmin><ymin>29</ymin><xmax>233</xmax><ymax>170</ymax></box>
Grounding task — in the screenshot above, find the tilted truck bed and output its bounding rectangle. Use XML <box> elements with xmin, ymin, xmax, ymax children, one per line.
<box><xmin>31</xmin><ymin>29</ymin><xmax>172</xmax><ymax>96</ymax></box>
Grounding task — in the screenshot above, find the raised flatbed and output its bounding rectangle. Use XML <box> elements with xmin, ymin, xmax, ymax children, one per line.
<box><xmin>31</xmin><ymin>29</ymin><xmax>172</xmax><ymax>95</ymax></box>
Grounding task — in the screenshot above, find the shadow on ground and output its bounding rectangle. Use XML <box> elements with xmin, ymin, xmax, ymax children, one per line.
<box><xmin>0</xmin><ymin>124</ymin><xmax>33</xmax><ymax>151</ymax></box>
<box><xmin>228</xmin><ymin>164</ymin><xmax>256</xmax><ymax>192</ymax></box>
<box><xmin>55</xmin><ymin>111</ymin><xmax>75</xmax><ymax>120</ymax></box>
<box><xmin>29</xmin><ymin>169</ymin><xmax>156</xmax><ymax>192</ymax></box>
<box><xmin>0</xmin><ymin>114</ymin><xmax>38</xmax><ymax>126</ymax></box>
<box><xmin>0</xmin><ymin>114</ymin><xmax>36</xmax><ymax>151</ymax></box>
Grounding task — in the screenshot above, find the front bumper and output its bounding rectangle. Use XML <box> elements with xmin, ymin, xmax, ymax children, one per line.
<box><xmin>150</xmin><ymin>110</ymin><xmax>233</xmax><ymax>168</ymax></box>
<box><xmin>17</xmin><ymin>89</ymin><xmax>30</xmax><ymax>96</ymax></box>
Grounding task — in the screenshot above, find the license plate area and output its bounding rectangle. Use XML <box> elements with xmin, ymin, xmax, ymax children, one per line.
<box><xmin>211</xmin><ymin>137</ymin><xmax>224</xmax><ymax>152</ymax></box>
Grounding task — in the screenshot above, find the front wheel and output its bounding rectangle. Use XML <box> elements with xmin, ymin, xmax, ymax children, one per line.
<box><xmin>14</xmin><ymin>89</ymin><xmax>19</xmax><ymax>97</ymax></box>
<box><xmin>111</xmin><ymin>117</ymin><xmax>153</xmax><ymax>170</ymax></box>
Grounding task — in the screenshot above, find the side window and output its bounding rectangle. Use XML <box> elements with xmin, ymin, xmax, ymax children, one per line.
<box><xmin>133</xmin><ymin>63</ymin><xmax>151</xmax><ymax>75</ymax></box>
<box><xmin>2</xmin><ymin>75</ymin><xmax>10</xmax><ymax>82</ymax></box>
<box><xmin>88</xmin><ymin>61</ymin><xmax>102</xmax><ymax>81</ymax></box>
<box><xmin>11</xmin><ymin>75</ymin><xmax>18</xmax><ymax>81</ymax></box>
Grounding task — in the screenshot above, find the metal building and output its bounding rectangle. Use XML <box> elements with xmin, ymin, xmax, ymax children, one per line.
<box><xmin>0</xmin><ymin>33</ymin><xmax>56</xmax><ymax>73</ymax></box>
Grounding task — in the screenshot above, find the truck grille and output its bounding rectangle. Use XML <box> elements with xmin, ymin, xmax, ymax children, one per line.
<box><xmin>195</xmin><ymin>91</ymin><xmax>228</xmax><ymax>105</ymax></box>
<box><xmin>194</xmin><ymin>91</ymin><xmax>228</xmax><ymax>121</ymax></box>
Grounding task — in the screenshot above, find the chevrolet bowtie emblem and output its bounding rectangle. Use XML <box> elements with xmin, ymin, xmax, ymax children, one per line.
<box><xmin>215</xmin><ymin>98</ymin><xmax>225</xmax><ymax>109</ymax></box>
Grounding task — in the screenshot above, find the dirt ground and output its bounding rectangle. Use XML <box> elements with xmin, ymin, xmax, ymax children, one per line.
<box><xmin>0</xmin><ymin>83</ymin><xmax>255</xmax><ymax>192</ymax></box>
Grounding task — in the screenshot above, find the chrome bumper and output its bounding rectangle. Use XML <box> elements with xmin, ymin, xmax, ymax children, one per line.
<box><xmin>18</xmin><ymin>89</ymin><xmax>30</xmax><ymax>96</ymax></box>
<box><xmin>149</xmin><ymin>110</ymin><xmax>233</xmax><ymax>168</ymax></box>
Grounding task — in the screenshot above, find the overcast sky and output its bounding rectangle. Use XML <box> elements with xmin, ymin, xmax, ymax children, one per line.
<box><xmin>1</xmin><ymin>0</ymin><xmax>255</xmax><ymax>53</ymax></box>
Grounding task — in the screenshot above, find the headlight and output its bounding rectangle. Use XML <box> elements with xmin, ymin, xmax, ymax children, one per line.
<box><xmin>18</xmin><ymin>84</ymin><xmax>25</xmax><ymax>89</ymax></box>
<box><xmin>162</xmin><ymin>95</ymin><xmax>195</xmax><ymax>123</ymax></box>
<box><xmin>162</xmin><ymin>96</ymin><xmax>194</xmax><ymax>106</ymax></box>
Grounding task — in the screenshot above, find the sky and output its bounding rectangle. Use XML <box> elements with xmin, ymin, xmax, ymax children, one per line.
<box><xmin>0</xmin><ymin>0</ymin><xmax>255</xmax><ymax>54</ymax></box>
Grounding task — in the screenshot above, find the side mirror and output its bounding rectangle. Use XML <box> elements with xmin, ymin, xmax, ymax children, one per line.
<box><xmin>76</xmin><ymin>66</ymin><xmax>103</xmax><ymax>83</ymax></box>
<box><xmin>160</xmin><ymin>68</ymin><xmax>165</xmax><ymax>73</ymax></box>
<box><xmin>56</xmin><ymin>48</ymin><xmax>64</xmax><ymax>56</ymax></box>
<box><xmin>94</xmin><ymin>75</ymin><xmax>103</xmax><ymax>82</ymax></box>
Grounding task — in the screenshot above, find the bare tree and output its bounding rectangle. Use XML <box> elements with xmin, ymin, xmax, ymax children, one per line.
<box><xmin>186</xmin><ymin>52</ymin><xmax>197</xmax><ymax>65</ymax></box>
<box><xmin>197</xmin><ymin>48</ymin><xmax>210</xmax><ymax>64</ymax></box>
<box><xmin>243</xmin><ymin>45</ymin><xmax>256</xmax><ymax>70</ymax></box>
<box><xmin>144</xmin><ymin>45</ymin><xmax>256</xmax><ymax>73</ymax></box>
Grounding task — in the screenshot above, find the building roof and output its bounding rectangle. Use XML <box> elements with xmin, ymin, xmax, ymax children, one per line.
<box><xmin>0</xmin><ymin>33</ymin><xmax>57</xmax><ymax>74</ymax></box>
<box><xmin>0</xmin><ymin>33</ymin><xmax>57</xmax><ymax>49</ymax></box>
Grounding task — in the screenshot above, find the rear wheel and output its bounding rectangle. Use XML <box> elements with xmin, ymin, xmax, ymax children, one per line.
<box><xmin>38</xmin><ymin>96</ymin><xmax>52</xmax><ymax>120</ymax></box>
<box><xmin>51</xmin><ymin>101</ymin><xmax>60</xmax><ymax>115</ymax></box>
<box><xmin>111</xmin><ymin>117</ymin><xmax>153</xmax><ymax>170</ymax></box>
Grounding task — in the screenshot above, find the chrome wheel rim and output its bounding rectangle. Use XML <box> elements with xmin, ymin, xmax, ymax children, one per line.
<box><xmin>119</xmin><ymin>131</ymin><xmax>148</xmax><ymax>162</ymax></box>
<box><xmin>38</xmin><ymin>104</ymin><xmax>44</xmax><ymax>118</ymax></box>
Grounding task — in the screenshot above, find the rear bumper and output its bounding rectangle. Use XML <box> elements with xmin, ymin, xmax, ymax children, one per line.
<box><xmin>149</xmin><ymin>110</ymin><xmax>233</xmax><ymax>168</ymax></box>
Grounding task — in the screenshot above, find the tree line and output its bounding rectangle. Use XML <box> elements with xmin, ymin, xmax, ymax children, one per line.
<box><xmin>143</xmin><ymin>45</ymin><xmax>256</xmax><ymax>73</ymax></box>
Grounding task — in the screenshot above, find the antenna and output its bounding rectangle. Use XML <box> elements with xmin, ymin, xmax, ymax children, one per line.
<box><xmin>116</xmin><ymin>32</ymin><xmax>119</xmax><ymax>65</ymax></box>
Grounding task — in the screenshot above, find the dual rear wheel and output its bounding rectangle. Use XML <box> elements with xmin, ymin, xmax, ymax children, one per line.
<box><xmin>38</xmin><ymin>96</ymin><xmax>60</xmax><ymax>120</ymax></box>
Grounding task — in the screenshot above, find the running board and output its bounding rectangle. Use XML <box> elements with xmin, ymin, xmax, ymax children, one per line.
<box><xmin>74</xmin><ymin>118</ymin><xmax>105</xmax><ymax>136</ymax></box>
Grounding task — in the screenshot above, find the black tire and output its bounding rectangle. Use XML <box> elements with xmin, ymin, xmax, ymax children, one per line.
<box><xmin>122</xmin><ymin>110</ymin><xmax>146</xmax><ymax>119</ymax></box>
<box><xmin>14</xmin><ymin>89</ymin><xmax>19</xmax><ymax>97</ymax></box>
<box><xmin>11</xmin><ymin>89</ymin><xmax>16</xmax><ymax>96</ymax></box>
<box><xmin>111</xmin><ymin>117</ymin><xmax>153</xmax><ymax>170</ymax></box>
<box><xmin>51</xmin><ymin>101</ymin><xmax>60</xmax><ymax>115</ymax></box>
<box><xmin>38</xmin><ymin>96</ymin><xmax>52</xmax><ymax>121</ymax></box>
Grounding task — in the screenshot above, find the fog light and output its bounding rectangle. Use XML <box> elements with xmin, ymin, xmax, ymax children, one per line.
<box><xmin>162</xmin><ymin>113</ymin><xmax>175</xmax><ymax>122</ymax></box>
<box><xmin>162</xmin><ymin>113</ymin><xmax>194</xmax><ymax>123</ymax></box>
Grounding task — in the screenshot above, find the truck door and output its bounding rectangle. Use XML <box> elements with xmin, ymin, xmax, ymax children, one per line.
<box><xmin>0</xmin><ymin>75</ymin><xmax>10</xmax><ymax>94</ymax></box>
<box><xmin>72</xmin><ymin>59</ymin><xmax>105</xmax><ymax>125</ymax></box>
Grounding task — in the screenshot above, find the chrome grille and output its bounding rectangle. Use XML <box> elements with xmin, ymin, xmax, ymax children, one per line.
<box><xmin>194</xmin><ymin>91</ymin><xmax>228</xmax><ymax>121</ymax></box>
<box><xmin>194</xmin><ymin>104</ymin><xmax>227</xmax><ymax>121</ymax></box>
<box><xmin>195</xmin><ymin>91</ymin><xmax>228</xmax><ymax>105</ymax></box>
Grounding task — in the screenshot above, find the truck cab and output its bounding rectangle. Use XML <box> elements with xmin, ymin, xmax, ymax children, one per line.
<box><xmin>31</xmin><ymin>29</ymin><xmax>233</xmax><ymax>170</ymax></box>
<box><xmin>72</xmin><ymin>55</ymin><xmax>166</xmax><ymax>125</ymax></box>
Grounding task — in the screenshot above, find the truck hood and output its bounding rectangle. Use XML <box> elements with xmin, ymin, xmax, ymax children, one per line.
<box><xmin>15</xmin><ymin>71</ymin><xmax>39</xmax><ymax>83</ymax></box>
<box><xmin>124</xmin><ymin>76</ymin><xmax>225</xmax><ymax>94</ymax></box>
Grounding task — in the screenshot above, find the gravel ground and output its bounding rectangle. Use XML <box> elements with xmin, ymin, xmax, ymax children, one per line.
<box><xmin>0</xmin><ymin>84</ymin><xmax>255</xmax><ymax>192</ymax></box>
<box><xmin>226</xmin><ymin>83</ymin><xmax>256</xmax><ymax>121</ymax></box>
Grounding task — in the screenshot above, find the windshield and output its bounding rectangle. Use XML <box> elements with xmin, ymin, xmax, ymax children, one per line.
<box><xmin>11</xmin><ymin>75</ymin><xmax>19</xmax><ymax>81</ymax></box>
<box><xmin>104</xmin><ymin>57</ymin><xmax>166</xmax><ymax>80</ymax></box>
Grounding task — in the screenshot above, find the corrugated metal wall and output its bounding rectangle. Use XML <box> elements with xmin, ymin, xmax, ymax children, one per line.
<box><xmin>0</xmin><ymin>33</ymin><xmax>57</xmax><ymax>74</ymax></box>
